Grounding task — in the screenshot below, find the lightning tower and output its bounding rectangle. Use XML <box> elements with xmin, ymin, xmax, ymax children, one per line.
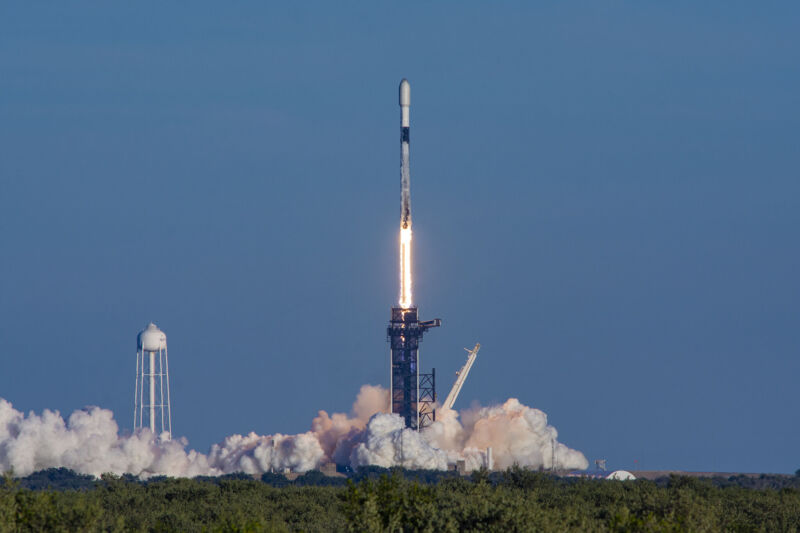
<box><xmin>134</xmin><ymin>322</ymin><xmax>172</xmax><ymax>439</ymax></box>
<box><xmin>388</xmin><ymin>79</ymin><xmax>441</xmax><ymax>430</ymax></box>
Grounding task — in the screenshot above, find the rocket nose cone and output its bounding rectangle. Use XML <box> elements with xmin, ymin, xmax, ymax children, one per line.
<box><xmin>399</xmin><ymin>79</ymin><xmax>410</xmax><ymax>107</ymax></box>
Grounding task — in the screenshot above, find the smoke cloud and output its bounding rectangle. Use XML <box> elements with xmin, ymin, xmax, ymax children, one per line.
<box><xmin>0</xmin><ymin>386</ymin><xmax>587</xmax><ymax>478</ymax></box>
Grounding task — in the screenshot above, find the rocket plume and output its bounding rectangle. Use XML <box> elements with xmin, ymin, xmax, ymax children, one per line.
<box><xmin>399</xmin><ymin>78</ymin><xmax>413</xmax><ymax>308</ymax></box>
<box><xmin>0</xmin><ymin>387</ymin><xmax>587</xmax><ymax>477</ymax></box>
<box><xmin>399</xmin><ymin>228</ymin><xmax>412</xmax><ymax>309</ymax></box>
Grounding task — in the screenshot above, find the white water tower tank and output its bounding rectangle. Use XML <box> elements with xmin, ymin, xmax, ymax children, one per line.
<box><xmin>138</xmin><ymin>323</ymin><xmax>167</xmax><ymax>352</ymax></box>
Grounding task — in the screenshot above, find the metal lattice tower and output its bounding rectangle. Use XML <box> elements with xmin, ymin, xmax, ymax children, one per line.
<box><xmin>134</xmin><ymin>322</ymin><xmax>172</xmax><ymax>439</ymax></box>
<box><xmin>388</xmin><ymin>307</ymin><xmax>440</xmax><ymax>430</ymax></box>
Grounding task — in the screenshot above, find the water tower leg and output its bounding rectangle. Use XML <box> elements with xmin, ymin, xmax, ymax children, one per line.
<box><xmin>134</xmin><ymin>350</ymin><xmax>140</xmax><ymax>431</ymax></box>
<box><xmin>164</xmin><ymin>347</ymin><xmax>171</xmax><ymax>439</ymax></box>
<box><xmin>150</xmin><ymin>350</ymin><xmax>156</xmax><ymax>432</ymax></box>
<box><xmin>159</xmin><ymin>349</ymin><xmax>165</xmax><ymax>434</ymax></box>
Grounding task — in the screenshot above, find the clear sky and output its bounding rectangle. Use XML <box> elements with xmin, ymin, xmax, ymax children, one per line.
<box><xmin>1</xmin><ymin>2</ymin><xmax>798</xmax><ymax>473</ymax></box>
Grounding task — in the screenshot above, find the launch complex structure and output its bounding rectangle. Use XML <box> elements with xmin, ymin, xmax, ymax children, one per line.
<box><xmin>388</xmin><ymin>79</ymin><xmax>442</xmax><ymax>430</ymax></box>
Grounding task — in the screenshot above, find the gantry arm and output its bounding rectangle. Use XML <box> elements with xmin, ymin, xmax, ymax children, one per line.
<box><xmin>443</xmin><ymin>343</ymin><xmax>481</xmax><ymax>410</ymax></box>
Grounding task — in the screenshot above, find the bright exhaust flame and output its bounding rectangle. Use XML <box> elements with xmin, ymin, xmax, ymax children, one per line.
<box><xmin>399</xmin><ymin>227</ymin><xmax>413</xmax><ymax>308</ymax></box>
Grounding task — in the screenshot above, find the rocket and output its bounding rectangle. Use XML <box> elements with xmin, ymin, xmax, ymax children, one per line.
<box><xmin>400</xmin><ymin>78</ymin><xmax>411</xmax><ymax>230</ymax></box>
<box><xmin>398</xmin><ymin>79</ymin><xmax>414</xmax><ymax>308</ymax></box>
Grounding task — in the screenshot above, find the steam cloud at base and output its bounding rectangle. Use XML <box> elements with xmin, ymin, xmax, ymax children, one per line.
<box><xmin>0</xmin><ymin>386</ymin><xmax>587</xmax><ymax>478</ymax></box>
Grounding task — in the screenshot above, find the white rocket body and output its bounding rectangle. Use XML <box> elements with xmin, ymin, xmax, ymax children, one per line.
<box><xmin>400</xmin><ymin>79</ymin><xmax>411</xmax><ymax>230</ymax></box>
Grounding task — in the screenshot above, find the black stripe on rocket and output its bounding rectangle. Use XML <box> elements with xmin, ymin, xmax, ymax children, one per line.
<box><xmin>401</xmin><ymin>127</ymin><xmax>410</xmax><ymax>143</ymax></box>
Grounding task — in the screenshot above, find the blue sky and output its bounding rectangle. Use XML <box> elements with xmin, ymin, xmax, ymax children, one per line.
<box><xmin>1</xmin><ymin>2</ymin><xmax>798</xmax><ymax>473</ymax></box>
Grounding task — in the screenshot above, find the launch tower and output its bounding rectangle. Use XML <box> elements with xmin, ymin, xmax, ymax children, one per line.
<box><xmin>388</xmin><ymin>79</ymin><xmax>441</xmax><ymax>430</ymax></box>
<box><xmin>389</xmin><ymin>307</ymin><xmax>440</xmax><ymax>429</ymax></box>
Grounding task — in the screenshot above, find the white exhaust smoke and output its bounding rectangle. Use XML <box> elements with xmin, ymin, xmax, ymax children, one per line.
<box><xmin>0</xmin><ymin>386</ymin><xmax>587</xmax><ymax>478</ymax></box>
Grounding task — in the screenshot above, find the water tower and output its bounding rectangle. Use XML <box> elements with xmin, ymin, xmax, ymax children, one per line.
<box><xmin>134</xmin><ymin>322</ymin><xmax>172</xmax><ymax>439</ymax></box>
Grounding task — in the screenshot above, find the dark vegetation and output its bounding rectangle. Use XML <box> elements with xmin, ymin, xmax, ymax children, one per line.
<box><xmin>2</xmin><ymin>467</ymin><xmax>800</xmax><ymax>531</ymax></box>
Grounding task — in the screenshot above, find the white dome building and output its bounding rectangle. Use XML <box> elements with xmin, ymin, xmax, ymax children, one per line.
<box><xmin>606</xmin><ymin>470</ymin><xmax>636</xmax><ymax>481</ymax></box>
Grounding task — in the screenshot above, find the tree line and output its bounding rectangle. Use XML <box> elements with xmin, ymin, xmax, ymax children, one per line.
<box><xmin>2</xmin><ymin>467</ymin><xmax>800</xmax><ymax>531</ymax></box>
